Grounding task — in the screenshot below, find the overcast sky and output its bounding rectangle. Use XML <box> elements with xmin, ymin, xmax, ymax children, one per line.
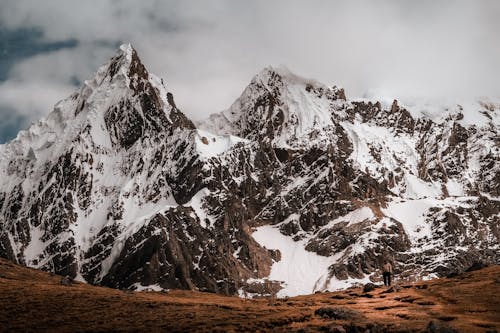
<box><xmin>0</xmin><ymin>0</ymin><xmax>499</xmax><ymax>142</ymax></box>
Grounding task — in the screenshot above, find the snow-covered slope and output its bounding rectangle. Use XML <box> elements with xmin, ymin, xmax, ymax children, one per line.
<box><xmin>1</xmin><ymin>46</ymin><xmax>498</xmax><ymax>297</ymax></box>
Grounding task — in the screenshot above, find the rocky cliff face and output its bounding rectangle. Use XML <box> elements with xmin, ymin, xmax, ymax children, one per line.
<box><xmin>0</xmin><ymin>45</ymin><xmax>498</xmax><ymax>297</ymax></box>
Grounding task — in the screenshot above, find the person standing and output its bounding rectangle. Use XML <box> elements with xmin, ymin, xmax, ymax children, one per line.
<box><xmin>383</xmin><ymin>261</ymin><xmax>393</xmax><ymax>286</ymax></box>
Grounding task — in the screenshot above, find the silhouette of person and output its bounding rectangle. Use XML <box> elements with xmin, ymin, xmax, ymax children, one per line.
<box><xmin>383</xmin><ymin>261</ymin><xmax>393</xmax><ymax>286</ymax></box>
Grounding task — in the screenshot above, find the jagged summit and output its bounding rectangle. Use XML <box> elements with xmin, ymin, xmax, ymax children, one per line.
<box><xmin>1</xmin><ymin>43</ymin><xmax>194</xmax><ymax>164</ymax></box>
<box><xmin>253</xmin><ymin>65</ymin><xmax>327</xmax><ymax>89</ymax></box>
<box><xmin>100</xmin><ymin>43</ymin><xmax>135</xmax><ymax>82</ymax></box>
<box><xmin>200</xmin><ymin>65</ymin><xmax>347</xmax><ymax>147</ymax></box>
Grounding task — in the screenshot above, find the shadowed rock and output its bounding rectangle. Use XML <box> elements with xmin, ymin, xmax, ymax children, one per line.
<box><xmin>314</xmin><ymin>307</ymin><xmax>360</xmax><ymax>320</ymax></box>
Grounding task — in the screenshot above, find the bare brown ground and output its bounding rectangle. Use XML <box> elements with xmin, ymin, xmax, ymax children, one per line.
<box><xmin>0</xmin><ymin>258</ymin><xmax>499</xmax><ymax>332</ymax></box>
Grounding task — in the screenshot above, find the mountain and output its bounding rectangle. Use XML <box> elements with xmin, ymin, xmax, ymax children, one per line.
<box><xmin>0</xmin><ymin>44</ymin><xmax>498</xmax><ymax>297</ymax></box>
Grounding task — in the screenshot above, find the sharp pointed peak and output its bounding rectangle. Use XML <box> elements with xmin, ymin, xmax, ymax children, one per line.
<box><xmin>118</xmin><ymin>43</ymin><xmax>134</xmax><ymax>57</ymax></box>
<box><xmin>113</xmin><ymin>43</ymin><xmax>139</xmax><ymax>63</ymax></box>
<box><xmin>104</xmin><ymin>43</ymin><xmax>145</xmax><ymax>81</ymax></box>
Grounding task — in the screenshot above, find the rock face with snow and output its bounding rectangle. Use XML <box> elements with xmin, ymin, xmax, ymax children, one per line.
<box><xmin>0</xmin><ymin>45</ymin><xmax>273</xmax><ymax>294</ymax></box>
<box><xmin>0</xmin><ymin>45</ymin><xmax>499</xmax><ymax>297</ymax></box>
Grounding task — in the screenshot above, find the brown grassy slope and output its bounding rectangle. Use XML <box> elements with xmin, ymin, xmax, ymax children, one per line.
<box><xmin>0</xmin><ymin>258</ymin><xmax>499</xmax><ymax>333</ymax></box>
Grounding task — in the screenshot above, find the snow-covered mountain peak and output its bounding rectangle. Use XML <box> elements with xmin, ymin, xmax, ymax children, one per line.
<box><xmin>0</xmin><ymin>44</ymin><xmax>205</xmax><ymax>284</ymax></box>
<box><xmin>200</xmin><ymin>66</ymin><xmax>347</xmax><ymax>148</ymax></box>
<box><xmin>22</xmin><ymin>44</ymin><xmax>193</xmax><ymax>152</ymax></box>
<box><xmin>251</xmin><ymin>65</ymin><xmax>347</xmax><ymax>104</ymax></box>
<box><xmin>77</xmin><ymin>43</ymin><xmax>140</xmax><ymax>98</ymax></box>
<box><xmin>253</xmin><ymin>65</ymin><xmax>323</xmax><ymax>89</ymax></box>
<box><xmin>101</xmin><ymin>43</ymin><xmax>135</xmax><ymax>82</ymax></box>
<box><xmin>0</xmin><ymin>44</ymin><xmax>197</xmax><ymax>194</ymax></box>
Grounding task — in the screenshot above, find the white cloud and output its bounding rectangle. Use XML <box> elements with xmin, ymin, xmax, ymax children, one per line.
<box><xmin>0</xmin><ymin>0</ymin><xmax>499</xmax><ymax>132</ymax></box>
<box><xmin>7</xmin><ymin>44</ymin><xmax>114</xmax><ymax>84</ymax></box>
<box><xmin>0</xmin><ymin>80</ymin><xmax>74</xmax><ymax>120</ymax></box>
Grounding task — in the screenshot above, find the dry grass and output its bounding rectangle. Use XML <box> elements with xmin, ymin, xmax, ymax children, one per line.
<box><xmin>0</xmin><ymin>258</ymin><xmax>499</xmax><ymax>332</ymax></box>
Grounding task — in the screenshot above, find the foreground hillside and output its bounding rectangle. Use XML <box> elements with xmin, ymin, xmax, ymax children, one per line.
<box><xmin>1</xmin><ymin>259</ymin><xmax>498</xmax><ymax>332</ymax></box>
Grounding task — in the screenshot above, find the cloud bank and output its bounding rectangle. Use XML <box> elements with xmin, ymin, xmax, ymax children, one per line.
<box><xmin>0</xmin><ymin>0</ymin><xmax>499</xmax><ymax>142</ymax></box>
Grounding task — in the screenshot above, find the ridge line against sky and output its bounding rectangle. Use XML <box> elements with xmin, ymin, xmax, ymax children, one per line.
<box><xmin>0</xmin><ymin>0</ymin><xmax>499</xmax><ymax>143</ymax></box>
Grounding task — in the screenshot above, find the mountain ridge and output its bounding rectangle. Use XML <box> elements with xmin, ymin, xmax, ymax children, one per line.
<box><xmin>0</xmin><ymin>44</ymin><xmax>498</xmax><ymax>297</ymax></box>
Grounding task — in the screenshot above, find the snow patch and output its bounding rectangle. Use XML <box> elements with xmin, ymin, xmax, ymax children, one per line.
<box><xmin>403</xmin><ymin>174</ymin><xmax>442</xmax><ymax>199</ymax></box>
<box><xmin>130</xmin><ymin>283</ymin><xmax>164</xmax><ymax>292</ymax></box>
<box><xmin>252</xmin><ymin>225</ymin><xmax>332</xmax><ymax>297</ymax></box>
<box><xmin>195</xmin><ymin>129</ymin><xmax>247</xmax><ymax>159</ymax></box>
<box><xmin>382</xmin><ymin>199</ymin><xmax>434</xmax><ymax>241</ymax></box>
<box><xmin>320</xmin><ymin>207</ymin><xmax>375</xmax><ymax>231</ymax></box>
<box><xmin>23</xmin><ymin>225</ymin><xmax>50</xmax><ymax>267</ymax></box>
<box><xmin>183</xmin><ymin>188</ymin><xmax>214</xmax><ymax>228</ymax></box>
<box><xmin>446</xmin><ymin>179</ymin><xmax>465</xmax><ymax>197</ymax></box>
